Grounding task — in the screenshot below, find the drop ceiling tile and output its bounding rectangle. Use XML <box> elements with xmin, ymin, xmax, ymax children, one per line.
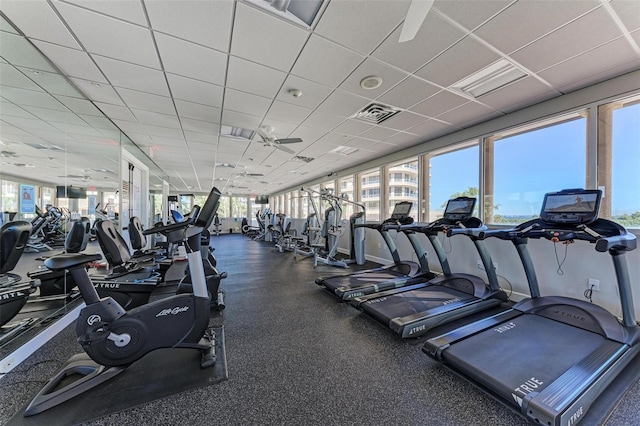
<box><xmin>1</xmin><ymin>0</ymin><xmax>80</xmax><ymax>48</ymax></box>
<box><xmin>55</xmin><ymin>95</ymin><xmax>104</xmax><ymax>117</ymax></box>
<box><xmin>410</xmin><ymin>90</ymin><xmax>469</xmax><ymax>117</ymax></box>
<box><xmin>230</xmin><ymin>3</ymin><xmax>308</xmax><ymax>72</ymax></box>
<box><xmin>610</xmin><ymin>0</ymin><xmax>640</xmax><ymax>32</ymax></box>
<box><xmin>344</xmin><ymin>137</ymin><xmax>378</xmax><ymax>150</ymax></box>
<box><xmin>226</xmin><ymin>56</ymin><xmax>287</xmax><ymax>99</ymax></box>
<box><xmin>434</xmin><ymin>0</ymin><xmax>513</xmax><ymax>31</ymax></box>
<box><xmin>224</xmin><ymin>89</ymin><xmax>272</xmax><ymax>117</ymax></box>
<box><xmin>0</xmin><ymin>101</ymin><xmax>33</xmax><ymax>119</ymax></box>
<box><xmin>302</xmin><ymin>109</ymin><xmax>344</xmax><ymax>132</ymax></box>
<box><xmin>314</xmin><ymin>0</ymin><xmax>410</xmax><ymax>54</ymax></box>
<box><xmin>143</xmin><ymin>125</ymin><xmax>184</xmax><ymax>139</ymax></box>
<box><xmin>378</xmin><ymin>75</ymin><xmax>440</xmax><ymax>109</ymax></box>
<box><xmin>53</xmin><ymin>1</ymin><xmax>160</xmax><ymax>68</ymax></box>
<box><xmin>154</xmin><ymin>33</ymin><xmax>227</xmax><ymax>85</ymax></box>
<box><xmin>0</xmin><ymin>32</ymin><xmax>57</xmax><ymax>72</ymax></box>
<box><xmin>378</xmin><ymin>110</ymin><xmax>428</xmax><ymax>132</ymax></box>
<box><xmin>260</xmin><ymin>119</ymin><xmax>297</xmax><ymax>138</ymax></box>
<box><xmin>122</xmin><ymin>131</ymin><xmax>154</xmax><ymax>145</ymax></box>
<box><xmin>20</xmin><ymin>105</ymin><xmax>87</xmax><ymax>126</ymax></box>
<box><xmin>71</xmin><ymin>78</ymin><xmax>125</xmax><ymax>106</ymax></box>
<box><xmin>478</xmin><ymin>77</ymin><xmax>558</xmax><ymax>113</ymax></box>
<box><xmin>221</xmin><ymin>110</ymin><xmax>263</xmax><ymax>130</ymax></box>
<box><xmin>78</xmin><ymin>114</ymin><xmax>117</xmax><ymax>130</ymax></box>
<box><xmin>317</xmin><ymin>89</ymin><xmax>369</xmax><ymax>118</ymax></box>
<box><xmin>511</xmin><ymin>7</ymin><xmax>623</xmax><ymax>73</ymax></box>
<box><xmin>538</xmin><ymin>37</ymin><xmax>640</xmax><ymax>93</ymax></box>
<box><xmin>0</xmin><ymin>15</ymin><xmax>19</xmax><ymax>34</ymax></box>
<box><xmin>166</xmin><ymin>74</ymin><xmax>224</xmax><ymax>107</ymax></box>
<box><xmin>175</xmin><ymin>100</ymin><xmax>221</xmax><ymax>123</ymax></box>
<box><xmin>149</xmin><ymin>135</ymin><xmax>186</xmax><ymax>147</ymax></box>
<box><xmin>116</xmin><ymin>87</ymin><xmax>175</xmax><ymax>115</ymax></box>
<box><xmin>51</xmin><ymin>122</ymin><xmax>105</xmax><ymax>137</ymax></box>
<box><xmin>145</xmin><ymin>0</ymin><xmax>233</xmax><ymax>52</ymax></box>
<box><xmin>474</xmin><ymin>0</ymin><xmax>600</xmax><ymax>55</ymax></box>
<box><xmin>1</xmin><ymin>115</ymin><xmax>59</xmax><ymax>132</ymax></box>
<box><xmin>132</xmin><ymin>109</ymin><xmax>181</xmax><ymax>129</ymax></box>
<box><xmin>16</xmin><ymin>67</ymin><xmax>83</xmax><ymax>97</ymax></box>
<box><xmin>371</xmin><ymin>12</ymin><xmax>465</xmax><ymax>74</ymax></box>
<box><xmin>180</xmin><ymin>118</ymin><xmax>219</xmax><ymax>135</ymax></box>
<box><xmin>339</xmin><ymin>58</ymin><xmax>409</xmax><ymax>99</ymax></box>
<box><xmin>95</xmin><ymin>103</ymin><xmax>137</xmax><ymax>122</ymax></box>
<box><xmin>384</xmin><ymin>131</ymin><xmax>422</xmax><ymax>145</ymax></box>
<box><xmin>93</xmin><ymin>55</ymin><xmax>169</xmax><ymax>96</ymax></box>
<box><xmin>265</xmin><ymin>101</ymin><xmax>312</xmax><ymax>124</ymax></box>
<box><xmin>632</xmin><ymin>29</ymin><xmax>640</xmax><ymax>45</ymax></box>
<box><xmin>359</xmin><ymin>125</ymin><xmax>403</xmax><ymax>142</ymax></box>
<box><xmin>290</xmin><ymin>35</ymin><xmax>365</xmax><ymax>88</ymax></box>
<box><xmin>63</xmin><ymin>0</ymin><xmax>147</xmax><ymax>26</ymax></box>
<box><xmin>0</xmin><ymin>86</ymin><xmax>67</xmax><ymax>110</ymax></box>
<box><xmin>331</xmin><ymin>119</ymin><xmax>375</xmax><ymax>137</ymax></box>
<box><xmin>437</xmin><ymin>102</ymin><xmax>502</xmax><ymax>127</ymax></box>
<box><xmin>0</xmin><ymin>63</ymin><xmax>42</xmax><ymax>91</ymax></box>
<box><xmin>415</xmin><ymin>36</ymin><xmax>501</xmax><ymax>87</ymax></box>
<box><xmin>275</xmin><ymin>75</ymin><xmax>333</xmax><ymax>110</ymax></box>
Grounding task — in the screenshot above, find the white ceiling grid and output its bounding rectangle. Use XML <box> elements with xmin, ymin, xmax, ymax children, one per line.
<box><xmin>0</xmin><ymin>0</ymin><xmax>638</xmax><ymax>195</ymax></box>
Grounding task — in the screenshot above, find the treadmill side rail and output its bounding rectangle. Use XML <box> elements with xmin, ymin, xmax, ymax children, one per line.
<box><xmin>424</xmin><ymin>309</ymin><xmax>521</xmax><ymax>359</ymax></box>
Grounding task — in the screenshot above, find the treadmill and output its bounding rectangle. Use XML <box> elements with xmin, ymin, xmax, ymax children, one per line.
<box><xmin>315</xmin><ymin>201</ymin><xmax>437</xmax><ymax>300</ymax></box>
<box><xmin>424</xmin><ymin>189</ymin><xmax>639</xmax><ymax>426</ymax></box>
<box><xmin>351</xmin><ymin>197</ymin><xmax>508</xmax><ymax>338</ymax></box>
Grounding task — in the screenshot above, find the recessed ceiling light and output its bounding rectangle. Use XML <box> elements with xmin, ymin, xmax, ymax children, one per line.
<box><xmin>29</xmin><ymin>69</ymin><xmax>42</xmax><ymax>75</ymax></box>
<box><xmin>288</xmin><ymin>88</ymin><xmax>302</xmax><ymax>98</ymax></box>
<box><xmin>91</xmin><ymin>82</ymin><xmax>102</xmax><ymax>87</ymax></box>
<box><xmin>360</xmin><ymin>75</ymin><xmax>382</xmax><ymax>90</ymax></box>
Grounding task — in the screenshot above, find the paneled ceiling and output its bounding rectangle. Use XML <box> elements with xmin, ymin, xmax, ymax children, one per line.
<box><xmin>1</xmin><ymin>0</ymin><xmax>639</xmax><ymax>195</ymax></box>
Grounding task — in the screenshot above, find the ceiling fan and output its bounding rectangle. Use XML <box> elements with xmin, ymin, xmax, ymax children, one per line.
<box><xmin>398</xmin><ymin>0</ymin><xmax>434</xmax><ymax>43</ymax></box>
<box><xmin>255</xmin><ymin>126</ymin><xmax>303</xmax><ymax>155</ymax></box>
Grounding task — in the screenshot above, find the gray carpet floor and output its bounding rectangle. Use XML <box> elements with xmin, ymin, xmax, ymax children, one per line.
<box><xmin>1</xmin><ymin>234</ymin><xmax>640</xmax><ymax>425</ymax></box>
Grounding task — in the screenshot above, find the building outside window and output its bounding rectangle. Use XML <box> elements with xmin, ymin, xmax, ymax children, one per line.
<box><xmin>387</xmin><ymin>158</ymin><xmax>418</xmax><ymax>220</ymax></box>
<box><xmin>360</xmin><ymin>168</ymin><xmax>381</xmax><ymax>222</ymax></box>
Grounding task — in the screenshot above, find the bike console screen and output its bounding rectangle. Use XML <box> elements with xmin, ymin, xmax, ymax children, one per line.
<box><xmin>540</xmin><ymin>189</ymin><xmax>601</xmax><ymax>225</ymax></box>
<box><xmin>443</xmin><ymin>197</ymin><xmax>476</xmax><ymax>222</ymax></box>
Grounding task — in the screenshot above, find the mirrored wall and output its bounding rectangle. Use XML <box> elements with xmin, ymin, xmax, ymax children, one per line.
<box><xmin>0</xmin><ymin>14</ymin><xmax>166</xmax><ymax>358</ymax></box>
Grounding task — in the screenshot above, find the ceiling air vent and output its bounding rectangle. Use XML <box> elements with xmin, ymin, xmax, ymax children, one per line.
<box><xmin>292</xmin><ymin>155</ymin><xmax>314</xmax><ymax>163</ymax></box>
<box><xmin>329</xmin><ymin>146</ymin><xmax>359</xmax><ymax>156</ymax></box>
<box><xmin>352</xmin><ymin>102</ymin><xmax>401</xmax><ymax>124</ymax></box>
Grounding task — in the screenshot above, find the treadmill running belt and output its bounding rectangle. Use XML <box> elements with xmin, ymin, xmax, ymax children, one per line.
<box><xmin>443</xmin><ymin>314</ymin><xmax>605</xmax><ymax>405</ymax></box>
<box><xmin>362</xmin><ymin>285</ymin><xmax>475</xmax><ymax>325</ymax></box>
<box><xmin>322</xmin><ymin>270</ymin><xmax>405</xmax><ymax>292</ymax></box>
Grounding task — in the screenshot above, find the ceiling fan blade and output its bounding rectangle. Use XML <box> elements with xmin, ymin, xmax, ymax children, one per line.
<box><xmin>246</xmin><ymin>173</ymin><xmax>264</xmax><ymax>177</ymax></box>
<box><xmin>275</xmin><ymin>144</ymin><xmax>295</xmax><ymax>154</ymax></box>
<box><xmin>398</xmin><ymin>0</ymin><xmax>434</xmax><ymax>43</ymax></box>
<box><xmin>274</xmin><ymin>137</ymin><xmax>303</xmax><ymax>144</ymax></box>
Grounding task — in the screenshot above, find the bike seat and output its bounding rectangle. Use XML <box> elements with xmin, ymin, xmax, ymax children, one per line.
<box><xmin>44</xmin><ymin>253</ymin><xmax>103</xmax><ymax>271</ymax></box>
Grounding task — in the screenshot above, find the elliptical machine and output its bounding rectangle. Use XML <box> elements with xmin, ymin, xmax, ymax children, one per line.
<box><xmin>24</xmin><ymin>187</ymin><xmax>223</xmax><ymax>416</ymax></box>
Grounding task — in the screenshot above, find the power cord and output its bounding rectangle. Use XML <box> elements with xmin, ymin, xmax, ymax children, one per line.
<box><xmin>553</xmin><ymin>241</ymin><xmax>570</xmax><ymax>275</ymax></box>
<box><xmin>584</xmin><ymin>284</ymin><xmax>595</xmax><ymax>303</ymax></box>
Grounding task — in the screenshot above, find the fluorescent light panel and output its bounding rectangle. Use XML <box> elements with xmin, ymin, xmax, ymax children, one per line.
<box><xmin>452</xmin><ymin>58</ymin><xmax>528</xmax><ymax>98</ymax></box>
<box><xmin>220</xmin><ymin>125</ymin><xmax>255</xmax><ymax>140</ymax></box>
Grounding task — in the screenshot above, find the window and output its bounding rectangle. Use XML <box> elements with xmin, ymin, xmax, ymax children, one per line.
<box><xmin>484</xmin><ymin>113</ymin><xmax>587</xmax><ymax>224</ymax></box>
<box><xmin>232</xmin><ymin>196</ymin><xmax>248</xmax><ymax>218</ymax></box>
<box><xmin>360</xmin><ymin>168</ymin><xmax>381</xmax><ymax>222</ymax></box>
<box><xmin>388</xmin><ymin>158</ymin><xmax>418</xmax><ymax>219</ymax></box>
<box><xmin>338</xmin><ymin>176</ymin><xmax>355</xmax><ymax>218</ymax></box>
<box><xmin>1</xmin><ymin>180</ymin><xmax>19</xmax><ymax>213</ymax></box>
<box><xmin>428</xmin><ymin>143</ymin><xmax>479</xmax><ymax>221</ymax></box>
<box><xmin>218</xmin><ymin>196</ymin><xmax>231</xmax><ymax>218</ymax></box>
<box><xmin>289</xmin><ymin>191</ymin><xmax>299</xmax><ymax>218</ymax></box>
<box><xmin>598</xmin><ymin>95</ymin><xmax>640</xmax><ymax>228</ymax></box>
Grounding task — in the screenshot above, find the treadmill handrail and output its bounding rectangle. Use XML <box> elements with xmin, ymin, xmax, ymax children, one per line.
<box><xmin>446</xmin><ymin>225</ymin><xmax>487</xmax><ymax>239</ymax></box>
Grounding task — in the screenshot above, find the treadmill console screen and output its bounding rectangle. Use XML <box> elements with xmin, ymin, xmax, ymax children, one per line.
<box><xmin>390</xmin><ymin>202</ymin><xmax>413</xmax><ymax>222</ymax></box>
<box><xmin>443</xmin><ymin>197</ymin><xmax>476</xmax><ymax>222</ymax></box>
<box><xmin>540</xmin><ymin>189</ymin><xmax>601</xmax><ymax>225</ymax></box>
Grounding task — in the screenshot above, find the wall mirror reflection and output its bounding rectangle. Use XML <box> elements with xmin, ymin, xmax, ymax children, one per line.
<box><xmin>0</xmin><ymin>14</ymin><xmax>123</xmax><ymax>357</ymax></box>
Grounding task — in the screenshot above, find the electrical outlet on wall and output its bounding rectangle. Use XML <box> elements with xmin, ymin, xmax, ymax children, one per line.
<box><xmin>588</xmin><ymin>278</ymin><xmax>600</xmax><ymax>292</ymax></box>
<box><xmin>477</xmin><ymin>260</ymin><xmax>498</xmax><ymax>271</ymax></box>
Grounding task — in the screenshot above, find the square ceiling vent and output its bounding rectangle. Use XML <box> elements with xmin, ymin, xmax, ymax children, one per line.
<box><xmin>352</xmin><ymin>103</ymin><xmax>402</xmax><ymax>125</ymax></box>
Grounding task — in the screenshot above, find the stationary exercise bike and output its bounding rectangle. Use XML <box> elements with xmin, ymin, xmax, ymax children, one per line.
<box><xmin>24</xmin><ymin>187</ymin><xmax>222</xmax><ymax>416</ymax></box>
